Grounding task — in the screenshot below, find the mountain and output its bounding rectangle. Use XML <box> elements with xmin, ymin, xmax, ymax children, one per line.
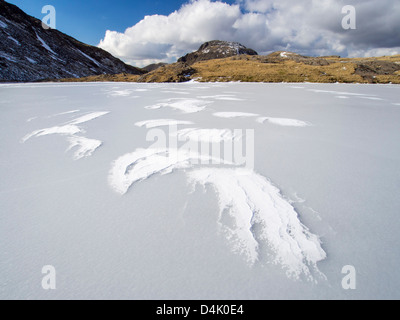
<box><xmin>129</xmin><ymin>49</ymin><xmax>400</xmax><ymax>84</ymax></box>
<box><xmin>142</xmin><ymin>62</ymin><xmax>169</xmax><ymax>72</ymax></box>
<box><xmin>56</xmin><ymin>41</ymin><xmax>400</xmax><ymax>84</ymax></box>
<box><xmin>178</xmin><ymin>40</ymin><xmax>258</xmax><ymax>65</ymax></box>
<box><xmin>0</xmin><ymin>0</ymin><xmax>145</xmax><ymax>82</ymax></box>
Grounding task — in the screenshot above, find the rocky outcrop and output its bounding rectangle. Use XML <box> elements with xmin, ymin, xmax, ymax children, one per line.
<box><xmin>142</xmin><ymin>62</ymin><xmax>169</xmax><ymax>72</ymax></box>
<box><xmin>137</xmin><ymin>62</ymin><xmax>195</xmax><ymax>83</ymax></box>
<box><xmin>178</xmin><ymin>40</ymin><xmax>258</xmax><ymax>65</ymax></box>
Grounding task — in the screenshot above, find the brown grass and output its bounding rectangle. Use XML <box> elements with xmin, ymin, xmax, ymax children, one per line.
<box><xmin>56</xmin><ymin>73</ymin><xmax>141</xmax><ymax>82</ymax></box>
<box><xmin>191</xmin><ymin>55</ymin><xmax>400</xmax><ymax>84</ymax></box>
<box><xmin>55</xmin><ymin>53</ymin><xmax>400</xmax><ymax>84</ymax></box>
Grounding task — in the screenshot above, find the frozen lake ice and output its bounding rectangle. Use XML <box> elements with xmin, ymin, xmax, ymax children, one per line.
<box><xmin>0</xmin><ymin>81</ymin><xmax>399</xmax><ymax>299</ymax></box>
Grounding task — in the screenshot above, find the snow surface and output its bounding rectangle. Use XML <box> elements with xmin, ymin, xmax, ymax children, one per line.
<box><xmin>21</xmin><ymin>111</ymin><xmax>109</xmax><ymax>161</ymax></box>
<box><xmin>188</xmin><ymin>168</ymin><xmax>326</xmax><ymax>279</ymax></box>
<box><xmin>108</xmin><ymin>147</ymin><xmax>233</xmax><ymax>195</ymax></box>
<box><xmin>146</xmin><ymin>98</ymin><xmax>212</xmax><ymax>113</ymax></box>
<box><xmin>1</xmin><ymin>82</ymin><xmax>400</xmax><ymax>299</ymax></box>
<box><xmin>199</xmin><ymin>95</ymin><xmax>245</xmax><ymax>101</ymax></box>
<box><xmin>68</xmin><ymin>111</ymin><xmax>109</xmax><ymax>125</ymax></box>
<box><xmin>174</xmin><ymin>128</ymin><xmax>240</xmax><ymax>143</ymax></box>
<box><xmin>256</xmin><ymin>117</ymin><xmax>311</xmax><ymax>127</ymax></box>
<box><xmin>67</xmin><ymin>136</ymin><xmax>102</xmax><ymax>160</ymax></box>
<box><xmin>213</xmin><ymin>112</ymin><xmax>260</xmax><ymax>118</ymax></box>
<box><xmin>135</xmin><ymin>119</ymin><xmax>194</xmax><ymax>129</ymax></box>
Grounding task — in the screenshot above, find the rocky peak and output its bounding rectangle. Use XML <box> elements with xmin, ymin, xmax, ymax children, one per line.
<box><xmin>178</xmin><ymin>40</ymin><xmax>258</xmax><ymax>65</ymax></box>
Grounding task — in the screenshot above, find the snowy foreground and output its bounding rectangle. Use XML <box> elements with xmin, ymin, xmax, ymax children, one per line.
<box><xmin>0</xmin><ymin>82</ymin><xmax>399</xmax><ymax>299</ymax></box>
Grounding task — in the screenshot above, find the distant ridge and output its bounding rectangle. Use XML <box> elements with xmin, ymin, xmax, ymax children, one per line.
<box><xmin>130</xmin><ymin>45</ymin><xmax>400</xmax><ymax>84</ymax></box>
<box><xmin>143</xmin><ymin>62</ymin><xmax>169</xmax><ymax>72</ymax></box>
<box><xmin>178</xmin><ymin>40</ymin><xmax>258</xmax><ymax>65</ymax></box>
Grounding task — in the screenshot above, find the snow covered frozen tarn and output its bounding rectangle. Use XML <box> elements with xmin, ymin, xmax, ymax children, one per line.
<box><xmin>2</xmin><ymin>82</ymin><xmax>400</xmax><ymax>299</ymax></box>
<box><xmin>108</xmin><ymin>146</ymin><xmax>326</xmax><ymax>281</ymax></box>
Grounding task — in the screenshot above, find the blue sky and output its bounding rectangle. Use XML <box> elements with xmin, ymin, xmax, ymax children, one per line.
<box><xmin>6</xmin><ymin>0</ymin><xmax>235</xmax><ymax>46</ymax></box>
<box><xmin>5</xmin><ymin>0</ymin><xmax>400</xmax><ymax>66</ymax></box>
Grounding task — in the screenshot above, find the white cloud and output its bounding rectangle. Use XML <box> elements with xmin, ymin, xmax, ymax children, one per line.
<box><xmin>98</xmin><ymin>0</ymin><xmax>400</xmax><ymax>67</ymax></box>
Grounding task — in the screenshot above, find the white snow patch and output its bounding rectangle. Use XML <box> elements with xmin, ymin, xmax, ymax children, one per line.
<box><xmin>146</xmin><ymin>99</ymin><xmax>211</xmax><ymax>114</ymax></box>
<box><xmin>7</xmin><ymin>36</ymin><xmax>20</xmax><ymax>45</ymax></box>
<box><xmin>187</xmin><ymin>168</ymin><xmax>326</xmax><ymax>280</ymax></box>
<box><xmin>307</xmin><ymin>89</ymin><xmax>368</xmax><ymax>97</ymax></box>
<box><xmin>67</xmin><ymin>136</ymin><xmax>103</xmax><ymax>160</ymax></box>
<box><xmin>335</xmin><ymin>96</ymin><xmax>349</xmax><ymax>99</ymax></box>
<box><xmin>199</xmin><ymin>95</ymin><xmax>244</xmax><ymax>101</ymax></box>
<box><xmin>68</xmin><ymin>112</ymin><xmax>109</xmax><ymax>125</ymax></box>
<box><xmin>174</xmin><ymin>128</ymin><xmax>240</xmax><ymax>143</ymax></box>
<box><xmin>54</xmin><ymin>110</ymin><xmax>80</xmax><ymax>116</ymax></box>
<box><xmin>108</xmin><ymin>148</ymin><xmax>231</xmax><ymax>195</ymax></box>
<box><xmin>257</xmin><ymin>117</ymin><xmax>311</xmax><ymax>127</ymax></box>
<box><xmin>22</xmin><ymin>111</ymin><xmax>109</xmax><ymax>159</ymax></box>
<box><xmin>26</xmin><ymin>57</ymin><xmax>37</xmax><ymax>64</ymax></box>
<box><xmin>22</xmin><ymin>125</ymin><xmax>81</xmax><ymax>142</ymax></box>
<box><xmin>26</xmin><ymin>117</ymin><xmax>38</xmax><ymax>123</ymax></box>
<box><xmin>0</xmin><ymin>51</ymin><xmax>17</xmax><ymax>62</ymax></box>
<box><xmin>109</xmin><ymin>90</ymin><xmax>134</xmax><ymax>97</ymax></box>
<box><xmin>36</xmin><ymin>33</ymin><xmax>57</xmax><ymax>55</ymax></box>
<box><xmin>161</xmin><ymin>91</ymin><xmax>190</xmax><ymax>95</ymax></box>
<box><xmin>213</xmin><ymin>112</ymin><xmax>259</xmax><ymax>118</ymax></box>
<box><xmin>76</xmin><ymin>49</ymin><xmax>100</xmax><ymax>66</ymax></box>
<box><xmin>135</xmin><ymin>119</ymin><xmax>194</xmax><ymax>129</ymax></box>
<box><xmin>359</xmin><ymin>96</ymin><xmax>384</xmax><ymax>101</ymax></box>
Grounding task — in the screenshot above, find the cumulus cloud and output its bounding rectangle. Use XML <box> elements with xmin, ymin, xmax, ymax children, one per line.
<box><xmin>98</xmin><ymin>0</ymin><xmax>400</xmax><ymax>67</ymax></box>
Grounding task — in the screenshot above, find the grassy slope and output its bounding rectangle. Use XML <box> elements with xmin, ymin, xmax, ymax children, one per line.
<box><xmin>192</xmin><ymin>53</ymin><xmax>400</xmax><ymax>84</ymax></box>
<box><xmin>57</xmin><ymin>52</ymin><xmax>400</xmax><ymax>84</ymax></box>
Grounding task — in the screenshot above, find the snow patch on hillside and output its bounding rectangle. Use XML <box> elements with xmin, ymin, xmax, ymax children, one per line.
<box><xmin>36</xmin><ymin>33</ymin><xmax>57</xmax><ymax>55</ymax></box>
